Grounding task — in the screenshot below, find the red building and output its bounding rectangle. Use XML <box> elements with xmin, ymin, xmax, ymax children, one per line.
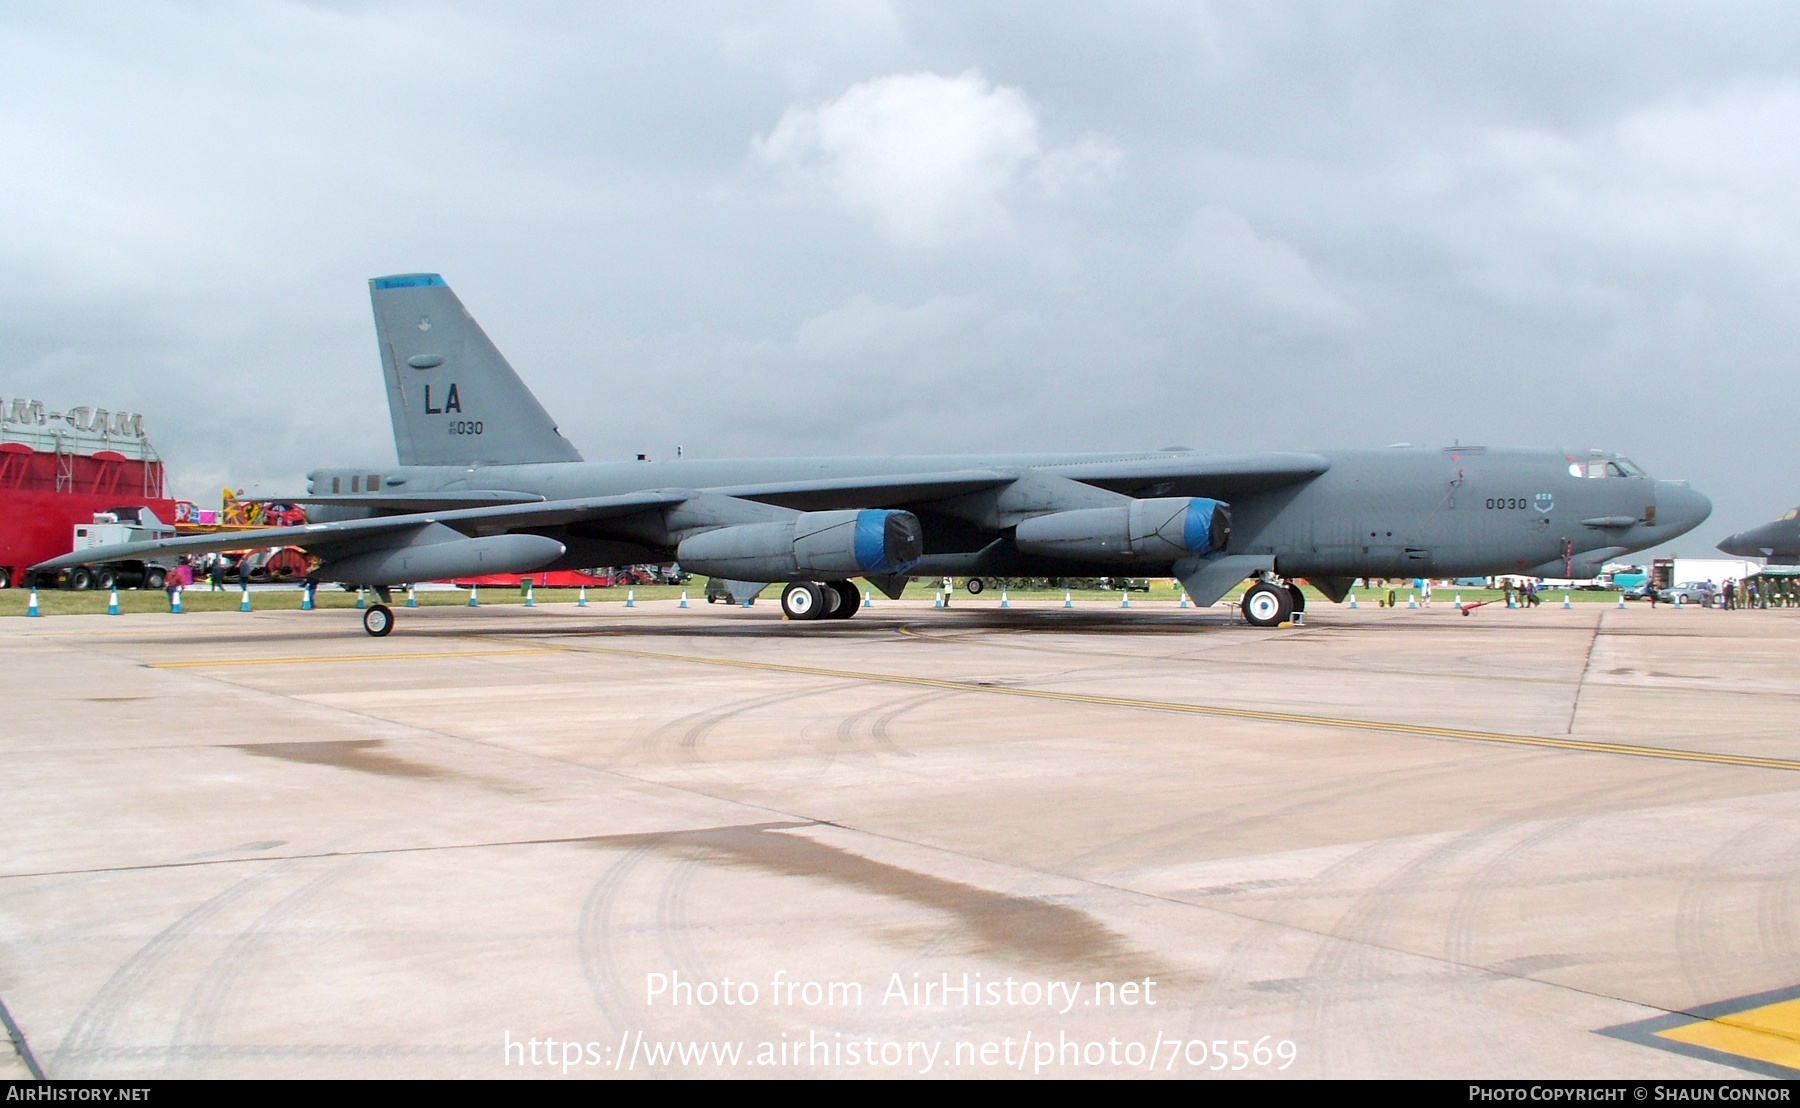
<box><xmin>0</xmin><ymin>398</ymin><xmax>175</xmax><ymax>589</ymax></box>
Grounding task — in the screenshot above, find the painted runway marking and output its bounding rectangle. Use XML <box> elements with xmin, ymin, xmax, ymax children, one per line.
<box><xmin>1657</xmin><ymin>996</ymin><xmax>1800</xmax><ymax>1071</ymax></box>
<box><xmin>1600</xmin><ymin>983</ymin><xmax>1800</xmax><ymax>1077</ymax></box>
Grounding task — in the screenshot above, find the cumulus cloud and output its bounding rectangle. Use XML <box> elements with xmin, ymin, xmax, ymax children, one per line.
<box><xmin>1169</xmin><ymin>207</ymin><xmax>1359</xmax><ymax>337</ymax></box>
<box><xmin>755</xmin><ymin>69</ymin><xmax>1117</xmax><ymax>248</ymax></box>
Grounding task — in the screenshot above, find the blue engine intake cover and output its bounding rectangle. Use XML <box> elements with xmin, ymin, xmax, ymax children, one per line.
<box><xmin>1183</xmin><ymin>498</ymin><xmax>1230</xmax><ymax>554</ymax></box>
<box><xmin>854</xmin><ymin>509</ymin><xmax>924</xmax><ymax>573</ymax></box>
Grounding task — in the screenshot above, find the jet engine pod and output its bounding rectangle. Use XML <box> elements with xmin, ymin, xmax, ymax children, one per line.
<box><xmin>1014</xmin><ymin>497</ymin><xmax>1230</xmax><ymax>562</ymax></box>
<box><xmin>676</xmin><ymin>509</ymin><xmax>923</xmax><ymax>582</ymax></box>
<box><xmin>320</xmin><ymin>533</ymin><xmax>566</xmax><ymax>586</ymax></box>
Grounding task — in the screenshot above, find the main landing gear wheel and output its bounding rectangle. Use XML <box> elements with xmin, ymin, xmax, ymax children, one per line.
<box><xmin>1287</xmin><ymin>583</ymin><xmax>1306</xmax><ymax>613</ymax></box>
<box><xmin>826</xmin><ymin>580</ymin><xmax>860</xmax><ymax>619</ymax></box>
<box><xmin>362</xmin><ymin>604</ymin><xmax>394</xmax><ymax>637</ymax></box>
<box><xmin>965</xmin><ymin>577</ymin><xmax>984</xmax><ymax>594</ymax></box>
<box><xmin>781</xmin><ymin>582</ymin><xmax>825</xmax><ymax>620</ymax></box>
<box><xmin>1241</xmin><ymin>582</ymin><xmax>1294</xmax><ymax>628</ymax></box>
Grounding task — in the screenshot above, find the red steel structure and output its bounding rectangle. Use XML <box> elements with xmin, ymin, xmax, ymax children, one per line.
<box><xmin>0</xmin><ymin>400</ymin><xmax>174</xmax><ymax>589</ymax></box>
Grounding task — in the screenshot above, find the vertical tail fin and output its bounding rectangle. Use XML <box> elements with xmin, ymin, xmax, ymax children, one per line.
<box><xmin>370</xmin><ymin>274</ymin><xmax>583</xmax><ymax>466</ymax></box>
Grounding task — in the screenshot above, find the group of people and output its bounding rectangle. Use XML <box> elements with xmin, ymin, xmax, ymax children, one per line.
<box><xmin>160</xmin><ymin>553</ymin><xmax>254</xmax><ymax>606</ymax></box>
<box><xmin>1501</xmin><ymin>580</ymin><xmax>1542</xmax><ymax>608</ymax></box>
<box><xmin>1715</xmin><ymin>576</ymin><xmax>1797</xmax><ymax>609</ymax></box>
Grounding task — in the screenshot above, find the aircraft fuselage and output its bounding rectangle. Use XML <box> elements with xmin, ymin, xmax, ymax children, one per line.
<box><xmin>307</xmin><ymin>445</ymin><xmax>1709</xmax><ymax>583</ymax></box>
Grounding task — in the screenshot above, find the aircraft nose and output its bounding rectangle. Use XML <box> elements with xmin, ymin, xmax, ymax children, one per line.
<box><xmin>1656</xmin><ymin>481</ymin><xmax>1712</xmax><ymax>538</ymax></box>
<box><xmin>1717</xmin><ymin>522</ymin><xmax>1765</xmax><ymax>556</ymax></box>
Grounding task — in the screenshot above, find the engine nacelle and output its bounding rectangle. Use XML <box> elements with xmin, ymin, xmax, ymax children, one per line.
<box><xmin>1013</xmin><ymin>497</ymin><xmax>1229</xmax><ymax>562</ymax></box>
<box><xmin>676</xmin><ymin>509</ymin><xmax>922</xmax><ymax>582</ymax></box>
<box><xmin>320</xmin><ymin>532</ymin><xmax>566</xmax><ymax>586</ymax></box>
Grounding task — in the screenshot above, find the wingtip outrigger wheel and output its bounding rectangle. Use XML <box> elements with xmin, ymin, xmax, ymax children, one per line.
<box><xmin>363</xmin><ymin>603</ymin><xmax>394</xmax><ymax>636</ymax></box>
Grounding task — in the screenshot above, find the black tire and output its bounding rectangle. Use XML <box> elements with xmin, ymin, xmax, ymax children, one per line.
<box><xmin>1242</xmin><ymin>582</ymin><xmax>1294</xmax><ymax>627</ymax></box>
<box><xmin>95</xmin><ymin>567</ymin><xmax>117</xmax><ymax>591</ymax></box>
<box><xmin>145</xmin><ymin>568</ymin><xmax>166</xmax><ymax>590</ymax></box>
<box><xmin>0</xmin><ymin>567</ymin><xmax>10</xmax><ymax>589</ymax></box>
<box><xmin>68</xmin><ymin>567</ymin><xmax>93</xmax><ymax>591</ymax></box>
<box><xmin>362</xmin><ymin>604</ymin><xmax>394</xmax><ymax>637</ymax></box>
<box><xmin>781</xmin><ymin>581</ymin><xmax>825</xmax><ymax>620</ymax></box>
<box><xmin>1287</xmin><ymin>583</ymin><xmax>1305</xmax><ymax>613</ymax></box>
<box><xmin>965</xmin><ymin>577</ymin><xmax>984</xmax><ymax>594</ymax></box>
<box><xmin>827</xmin><ymin>580</ymin><xmax>860</xmax><ymax>618</ymax></box>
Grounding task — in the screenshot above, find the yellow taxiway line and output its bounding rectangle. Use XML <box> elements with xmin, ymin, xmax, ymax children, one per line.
<box><xmin>146</xmin><ymin>635</ymin><xmax>1800</xmax><ymax>773</ymax></box>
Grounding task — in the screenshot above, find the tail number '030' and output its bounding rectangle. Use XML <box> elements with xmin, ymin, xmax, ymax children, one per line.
<box><xmin>448</xmin><ymin>420</ymin><xmax>483</xmax><ymax>435</ymax></box>
<box><xmin>1486</xmin><ymin>498</ymin><xmax>1528</xmax><ymax>509</ymax></box>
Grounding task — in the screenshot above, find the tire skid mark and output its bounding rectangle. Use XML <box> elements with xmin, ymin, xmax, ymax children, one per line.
<box><xmin>1675</xmin><ymin>796</ymin><xmax>1800</xmax><ymax>1007</ymax></box>
<box><xmin>640</xmin><ymin>683</ymin><xmax>849</xmax><ymax>775</ymax></box>
<box><xmin>163</xmin><ymin>857</ymin><xmax>363</xmax><ymax>1075</ymax></box>
<box><xmin>650</xmin><ymin>849</ymin><xmax>778</xmax><ymax>1046</ymax></box>
<box><xmin>1755</xmin><ymin>801</ymin><xmax>1800</xmax><ymax>977</ymax></box>
<box><xmin>1301</xmin><ymin>770</ymin><xmax>1662</xmax><ymax>1073</ymax></box>
<box><xmin>1072</xmin><ymin>752</ymin><xmax>1483</xmax><ymax>895</ymax></box>
<box><xmin>868</xmin><ymin>688</ymin><xmax>949</xmax><ymax>759</ymax></box>
<box><xmin>576</xmin><ymin>844</ymin><xmax>655</xmax><ymax>1038</ymax></box>
<box><xmin>51</xmin><ymin>861</ymin><xmax>298</xmax><ymax>1076</ymax></box>
<box><xmin>1150</xmin><ymin>759</ymin><xmax>1487</xmax><ymax>1008</ymax></box>
<box><xmin>1298</xmin><ymin>821</ymin><xmax>1516</xmax><ymax>1075</ymax></box>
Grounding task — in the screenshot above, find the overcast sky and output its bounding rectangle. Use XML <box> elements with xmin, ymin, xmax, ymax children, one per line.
<box><xmin>3</xmin><ymin>2</ymin><xmax>1796</xmax><ymax>552</ymax></box>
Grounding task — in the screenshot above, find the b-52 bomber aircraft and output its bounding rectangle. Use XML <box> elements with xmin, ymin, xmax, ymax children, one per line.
<box><xmin>1718</xmin><ymin>507</ymin><xmax>1800</xmax><ymax>564</ymax></box>
<box><xmin>35</xmin><ymin>274</ymin><xmax>1713</xmax><ymax>636</ymax></box>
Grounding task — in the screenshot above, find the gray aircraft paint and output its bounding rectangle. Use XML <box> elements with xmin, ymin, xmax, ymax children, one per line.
<box><xmin>34</xmin><ymin>274</ymin><xmax>1713</xmax><ymax>618</ymax></box>
<box><xmin>370</xmin><ymin>274</ymin><xmax>581</xmax><ymax>467</ymax></box>
<box><xmin>1718</xmin><ymin>509</ymin><xmax>1800</xmax><ymax>565</ymax></box>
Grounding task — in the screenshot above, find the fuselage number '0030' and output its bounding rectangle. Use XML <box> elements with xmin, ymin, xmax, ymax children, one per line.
<box><xmin>449</xmin><ymin>420</ymin><xmax>483</xmax><ymax>435</ymax></box>
<box><xmin>1486</xmin><ymin>498</ymin><xmax>1530</xmax><ymax>509</ymax></box>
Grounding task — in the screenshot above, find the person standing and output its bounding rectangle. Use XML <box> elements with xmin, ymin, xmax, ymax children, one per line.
<box><xmin>166</xmin><ymin>555</ymin><xmax>194</xmax><ymax>608</ymax></box>
<box><xmin>208</xmin><ymin>557</ymin><xmax>225</xmax><ymax>592</ymax></box>
<box><xmin>1420</xmin><ymin>577</ymin><xmax>1433</xmax><ymax>607</ymax></box>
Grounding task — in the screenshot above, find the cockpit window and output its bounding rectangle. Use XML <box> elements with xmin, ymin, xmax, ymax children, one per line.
<box><xmin>1782</xmin><ymin>508</ymin><xmax>1799</xmax><ymax>522</ymax></box>
<box><xmin>1572</xmin><ymin>455</ymin><xmax>1647</xmax><ymax>479</ymax></box>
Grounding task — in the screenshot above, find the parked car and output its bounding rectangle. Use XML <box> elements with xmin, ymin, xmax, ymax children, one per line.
<box><xmin>1657</xmin><ymin>581</ymin><xmax>1717</xmax><ymax>606</ymax></box>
